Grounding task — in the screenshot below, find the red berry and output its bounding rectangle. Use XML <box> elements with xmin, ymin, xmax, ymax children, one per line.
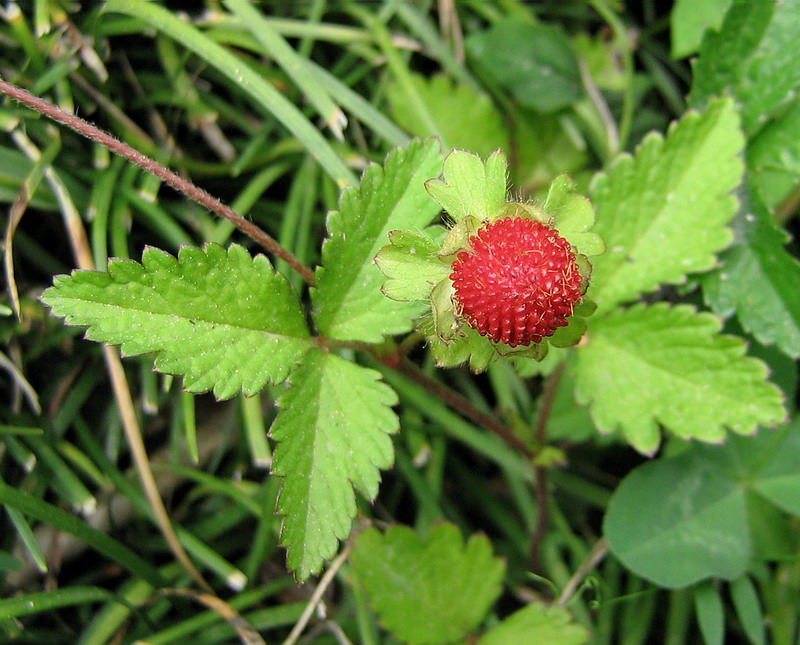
<box><xmin>450</xmin><ymin>217</ymin><xmax>582</xmax><ymax>347</ymax></box>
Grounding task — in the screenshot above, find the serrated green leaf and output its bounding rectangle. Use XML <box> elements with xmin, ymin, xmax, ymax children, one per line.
<box><xmin>466</xmin><ymin>18</ymin><xmax>581</xmax><ymax>113</ymax></box>
<box><xmin>270</xmin><ymin>351</ymin><xmax>397</xmax><ymax>579</ymax></box>
<box><xmin>670</xmin><ymin>0</ymin><xmax>731</xmax><ymax>59</ymax></box>
<box><xmin>313</xmin><ymin>139</ymin><xmax>443</xmax><ymax>342</ymax></box>
<box><xmin>701</xmin><ymin>188</ymin><xmax>800</xmax><ymax>358</ymax></box>
<box><xmin>374</xmin><ymin>227</ymin><xmax>450</xmax><ymax>302</ymax></box>
<box><xmin>425</xmin><ymin>149</ymin><xmax>507</xmax><ymax>222</ymax></box>
<box><xmin>351</xmin><ymin>523</ymin><xmax>505</xmax><ymax>644</ymax></box>
<box><xmin>387</xmin><ymin>73</ymin><xmax>510</xmax><ymax>158</ymax></box>
<box><xmin>42</xmin><ymin>244</ymin><xmax>310</xmax><ymax>399</ymax></box>
<box><xmin>575</xmin><ymin>303</ymin><xmax>786</xmax><ymax>454</ymax></box>
<box><xmin>604</xmin><ymin>450</ymin><xmax>751</xmax><ymax>588</ymax></box>
<box><xmin>542</xmin><ymin>175</ymin><xmax>605</xmax><ymax>256</ymax></box>
<box><xmin>690</xmin><ymin>0</ymin><xmax>800</xmax><ymax>136</ymax></box>
<box><xmin>479</xmin><ymin>603</ymin><xmax>589</xmax><ymax>645</ymax></box>
<box><xmin>588</xmin><ymin>98</ymin><xmax>744</xmax><ymax>314</ymax></box>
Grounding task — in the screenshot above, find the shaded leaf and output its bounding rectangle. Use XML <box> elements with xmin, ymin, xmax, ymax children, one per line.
<box><xmin>479</xmin><ymin>603</ymin><xmax>589</xmax><ymax>645</ymax></box>
<box><xmin>387</xmin><ymin>73</ymin><xmax>509</xmax><ymax>157</ymax></box>
<box><xmin>467</xmin><ymin>18</ymin><xmax>581</xmax><ymax>113</ymax></box>
<box><xmin>604</xmin><ymin>450</ymin><xmax>750</xmax><ymax>588</ymax></box>
<box><xmin>701</xmin><ymin>188</ymin><xmax>800</xmax><ymax>358</ymax></box>
<box><xmin>670</xmin><ymin>0</ymin><xmax>731</xmax><ymax>59</ymax></box>
<box><xmin>352</xmin><ymin>523</ymin><xmax>505</xmax><ymax>644</ymax></box>
<box><xmin>690</xmin><ymin>0</ymin><xmax>800</xmax><ymax>136</ymax></box>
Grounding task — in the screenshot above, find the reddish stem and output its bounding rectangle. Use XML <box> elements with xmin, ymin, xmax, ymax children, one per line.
<box><xmin>0</xmin><ymin>79</ymin><xmax>316</xmax><ymax>285</ymax></box>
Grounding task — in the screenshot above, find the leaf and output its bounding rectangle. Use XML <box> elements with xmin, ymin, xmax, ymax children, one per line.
<box><xmin>603</xmin><ymin>450</ymin><xmax>751</xmax><ymax>588</ymax></box>
<box><xmin>387</xmin><ymin>73</ymin><xmax>510</xmax><ymax>158</ymax></box>
<box><xmin>670</xmin><ymin>0</ymin><xmax>732</xmax><ymax>59</ymax></box>
<box><xmin>588</xmin><ymin>98</ymin><xmax>744</xmax><ymax>314</ymax></box>
<box><xmin>689</xmin><ymin>0</ymin><xmax>800</xmax><ymax>136</ymax></box>
<box><xmin>41</xmin><ymin>244</ymin><xmax>310</xmax><ymax>399</ymax></box>
<box><xmin>479</xmin><ymin>604</ymin><xmax>589</xmax><ymax>645</ymax></box>
<box><xmin>351</xmin><ymin>523</ymin><xmax>505</xmax><ymax>644</ymax></box>
<box><xmin>574</xmin><ymin>303</ymin><xmax>786</xmax><ymax>454</ymax></box>
<box><xmin>466</xmin><ymin>18</ymin><xmax>582</xmax><ymax>113</ymax></box>
<box><xmin>747</xmin><ymin>98</ymin><xmax>800</xmax><ymax>208</ymax></box>
<box><xmin>374</xmin><ymin>227</ymin><xmax>450</xmax><ymax>302</ymax></box>
<box><xmin>730</xmin><ymin>575</ymin><xmax>766</xmax><ymax>645</ymax></box>
<box><xmin>425</xmin><ymin>149</ymin><xmax>507</xmax><ymax>223</ymax></box>
<box><xmin>748</xmin><ymin>421</ymin><xmax>800</xmax><ymax>515</ymax></box>
<box><xmin>270</xmin><ymin>350</ymin><xmax>397</xmax><ymax>579</ymax></box>
<box><xmin>312</xmin><ymin>139</ymin><xmax>443</xmax><ymax>342</ymax></box>
<box><xmin>701</xmin><ymin>188</ymin><xmax>800</xmax><ymax>358</ymax></box>
<box><xmin>695</xmin><ymin>582</ymin><xmax>726</xmax><ymax>645</ymax></box>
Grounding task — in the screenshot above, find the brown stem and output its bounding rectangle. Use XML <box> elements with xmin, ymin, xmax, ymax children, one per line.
<box><xmin>396</xmin><ymin>358</ymin><xmax>534</xmax><ymax>459</ymax></box>
<box><xmin>0</xmin><ymin>78</ymin><xmax>316</xmax><ymax>285</ymax></box>
<box><xmin>529</xmin><ymin>360</ymin><xmax>566</xmax><ymax>574</ymax></box>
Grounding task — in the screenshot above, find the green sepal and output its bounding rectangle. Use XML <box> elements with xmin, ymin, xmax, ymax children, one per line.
<box><xmin>424</xmin><ymin>149</ymin><xmax>507</xmax><ymax>222</ymax></box>
<box><xmin>374</xmin><ymin>227</ymin><xmax>450</xmax><ymax>302</ymax></box>
<box><xmin>542</xmin><ymin>175</ymin><xmax>606</xmax><ymax>256</ymax></box>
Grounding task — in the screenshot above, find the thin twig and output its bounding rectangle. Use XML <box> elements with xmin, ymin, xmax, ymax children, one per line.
<box><xmin>529</xmin><ymin>360</ymin><xmax>567</xmax><ymax>574</ymax></box>
<box><xmin>555</xmin><ymin>537</ymin><xmax>609</xmax><ymax>607</ymax></box>
<box><xmin>0</xmin><ymin>78</ymin><xmax>316</xmax><ymax>285</ymax></box>
<box><xmin>396</xmin><ymin>358</ymin><xmax>534</xmax><ymax>458</ymax></box>
<box><xmin>282</xmin><ymin>541</ymin><xmax>353</xmax><ymax>645</ymax></box>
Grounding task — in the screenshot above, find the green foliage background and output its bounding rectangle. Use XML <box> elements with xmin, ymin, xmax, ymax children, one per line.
<box><xmin>1</xmin><ymin>1</ymin><xmax>799</xmax><ymax>644</ymax></box>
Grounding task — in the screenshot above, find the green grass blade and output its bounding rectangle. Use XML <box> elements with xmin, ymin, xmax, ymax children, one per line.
<box><xmin>6</xmin><ymin>507</ymin><xmax>48</xmax><ymax>573</ymax></box>
<box><xmin>0</xmin><ymin>477</ymin><xmax>165</xmax><ymax>587</ymax></box>
<box><xmin>103</xmin><ymin>0</ymin><xmax>357</xmax><ymax>188</ymax></box>
<box><xmin>224</xmin><ymin>0</ymin><xmax>346</xmax><ymax>139</ymax></box>
<box><xmin>0</xmin><ymin>587</ymin><xmax>122</xmax><ymax>620</ymax></box>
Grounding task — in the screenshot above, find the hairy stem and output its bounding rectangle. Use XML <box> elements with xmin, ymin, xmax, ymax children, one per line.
<box><xmin>0</xmin><ymin>78</ymin><xmax>316</xmax><ymax>285</ymax></box>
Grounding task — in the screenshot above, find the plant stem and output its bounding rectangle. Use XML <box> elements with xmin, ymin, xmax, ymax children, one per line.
<box><xmin>0</xmin><ymin>78</ymin><xmax>316</xmax><ymax>285</ymax></box>
<box><xmin>529</xmin><ymin>360</ymin><xmax>566</xmax><ymax>574</ymax></box>
<box><xmin>395</xmin><ymin>358</ymin><xmax>534</xmax><ymax>459</ymax></box>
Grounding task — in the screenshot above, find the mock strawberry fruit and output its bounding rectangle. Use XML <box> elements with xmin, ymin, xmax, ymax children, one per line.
<box><xmin>450</xmin><ymin>217</ymin><xmax>583</xmax><ymax>347</ymax></box>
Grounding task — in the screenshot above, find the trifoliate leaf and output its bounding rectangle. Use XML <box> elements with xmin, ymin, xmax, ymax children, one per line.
<box><xmin>313</xmin><ymin>139</ymin><xmax>443</xmax><ymax>342</ymax></box>
<box><xmin>575</xmin><ymin>303</ymin><xmax>786</xmax><ymax>454</ymax></box>
<box><xmin>670</xmin><ymin>0</ymin><xmax>731</xmax><ymax>59</ymax></box>
<box><xmin>387</xmin><ymin>73</ymin><xmax>510</xmax><ymax>157</ymax></box>
<box><xmin>467</xmin><ymin>18</ymin><xmax>582</xmax><ymax>113</ymax></box>
<box><xmin>374</xmin><ymin>227</ymin><xmax>450</xmax><ymax>302</ymax></box>
<box><xmin>479</xmin><ymin>604</ymin><xmax>589</xmax><ymax>645</ymax></box>
<box><xmin>41</xmin><ymin>244</ymin><xmax>310</xmax><ymax>399</ymax></box>
<box><xmin>690</xmin><ymin>0</ymin><xmax>800</xmax><ymax>136</ymax></box>
<box><xmin>701</xmin><ymin>188</ymin><xmax>800</xmax><ymax>358</ymax></box>
<box><xmin>351</xmin><ymin>523</ymin><xmax>505</xmax><ymax>644</ymax></box>
<box><xmin>270</xmin><ymin>350</ymin><xmax>397</xmax><ymax>579</ymax></box>
<box><xmin>425</xmin><ymin>149</ymin><xmax>507</xmax><ymax>222</ymax></box>
<box><xmin>588</xmin><ymin>98</ymin><xmax>744</xmax><ymax>314</ymax></box>
<box><xmin>604</xmin><ymin>449</ymin><xmax>751</xmax><ymax>588</ymax></box>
